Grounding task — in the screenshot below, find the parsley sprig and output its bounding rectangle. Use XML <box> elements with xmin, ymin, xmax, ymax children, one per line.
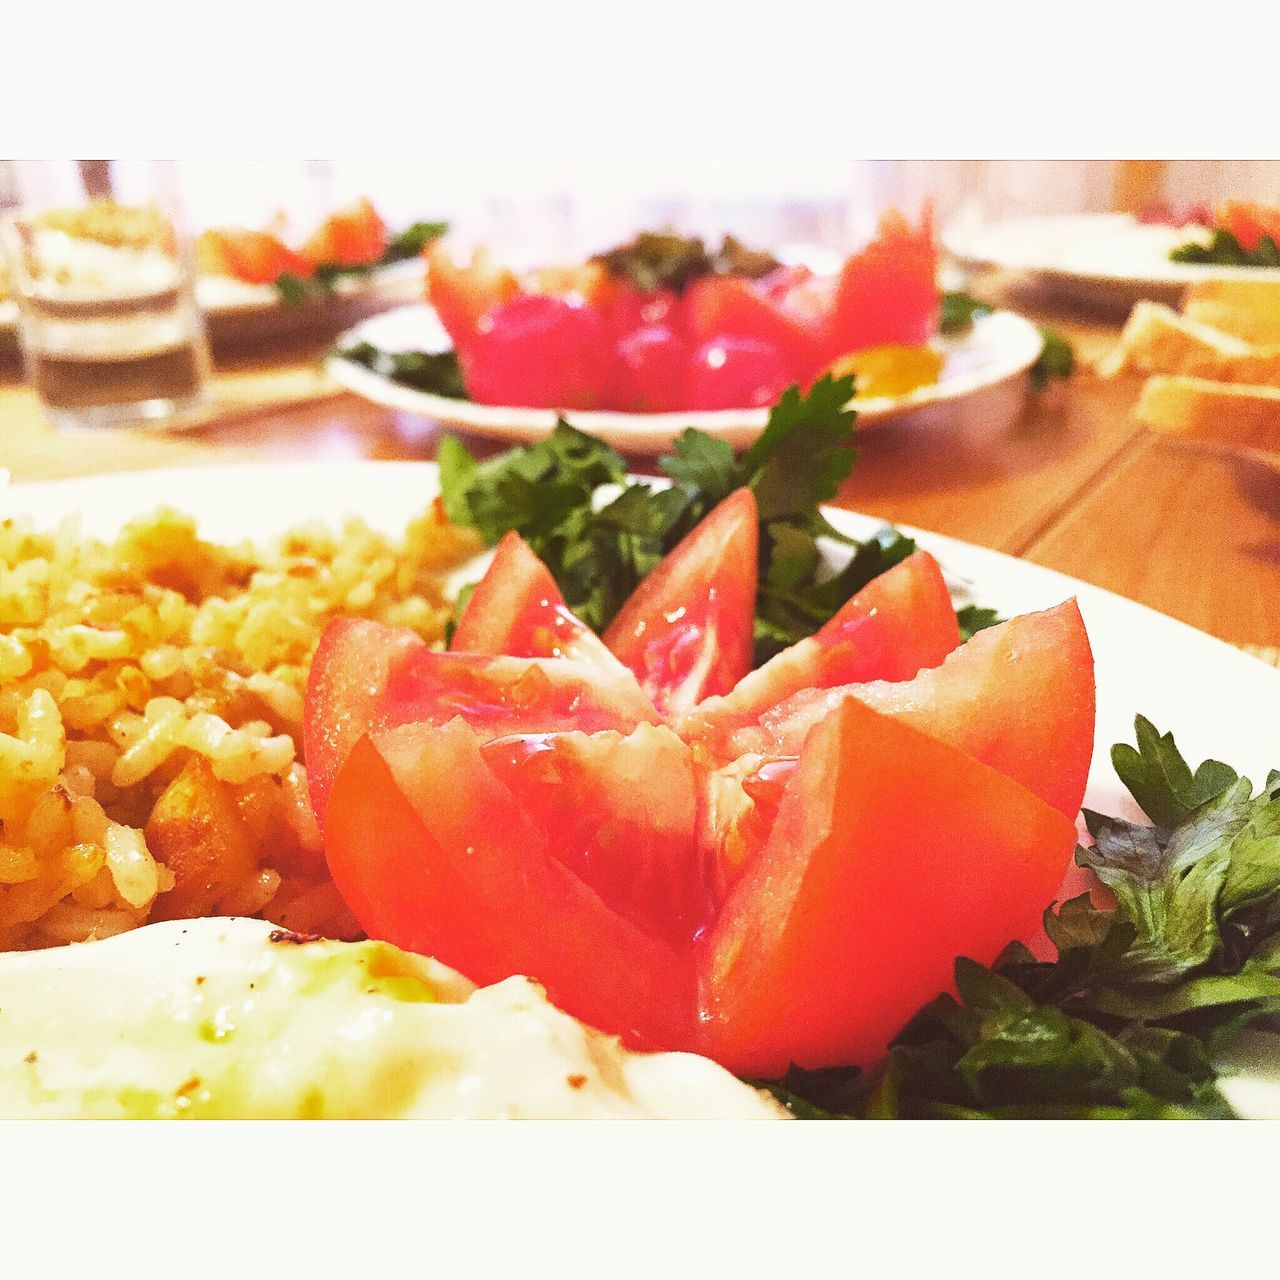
<box><xmin>438</xmin><ymin>375</ymin><xmax>949</xmax><ymax>662</ymax></box>
<box><xmin>275</xmin><ymin>219</ymin><xmax>448</xmax><ymax>306</ymax></box>
<box><xmin>759</xmin><ymin>716</ymin><xmax>1280</xmax><ymax>1119</ymax></box>
<box><xmin>1171</xmin><ymin>227</ymin><xmax>1280</xmax><ymax>268</ymax></box>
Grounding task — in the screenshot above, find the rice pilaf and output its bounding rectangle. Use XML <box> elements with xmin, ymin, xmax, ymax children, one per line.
<box><xmin>0</xmin><ymin>499</ymin><xmax>481</xmax><ymax>950</ymax></box>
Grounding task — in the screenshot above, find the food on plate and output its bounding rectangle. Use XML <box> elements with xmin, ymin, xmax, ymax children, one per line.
<box><xmin>0</xmin><ymin>502</ymin><xmax>480</xmax><ymax>951</ymax></box>
<box><xmin>405</xmin><ymin>212</ymin><xmax>943</xmax><ymax>412</ymax></box>
<box><xmin>1171</xmin><ymin>201</ymin><xmax>1280</xmax><ymax>268</ymax></box>
<box><xmin>1102</xmin><ymin>288</ymin><xmax>1280</xmax><ymax>447</ymax></box>
<box><xmin>308</xmin><ymin>479</ymin><xmax>1096</xmax><ymax>1074</ymax></box>
<box><xmin>0</xmin><ymin>917</ymin><xmax>782</xmax><ymax>1118</ymax></box>
<box><xmin>196</xmin><ymin>200</ymin><xmax>447</xmax><ymax>303</ymax></box>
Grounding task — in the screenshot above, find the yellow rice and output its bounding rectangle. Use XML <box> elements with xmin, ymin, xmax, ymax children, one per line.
<box><xmin>0</xmin><ymin>501</ymin><xmax>481</xmax><ymax>950</ymax></box>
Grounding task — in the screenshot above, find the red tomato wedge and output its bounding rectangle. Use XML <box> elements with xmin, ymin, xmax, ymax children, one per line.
<box><xmin>697</xmin><ymin>697</ymin><xmax>1080</xmax><ymax>1076</ymax></box>
<box><xmin>451</xmin><ymin>531</ymin><xmax>622</xmax><ymax>670</ymax></box>
<box><xmin>753</xmin><ymin>601</ymin><xmax>1095</xmax><ymax>819</ymax></box>
<box><xmin>830</xmin><ymin>209</ymin><xmax>940</xmax><ymax>356</ymax></box>
<box><xmin>425</xmin><ymin>240</ymin><xmax>522</xmax><ymax>349</ymax></box>
<box><xmin>300</xmin><ymin>198</ymin><xmax>388</xmax><ymax>268</ymax></box>
<box><xmin>681</xmin><ymin>550</ymin><xmax>960</xmax><ymax>754</ymax></box>
<box><xmin>602</xmin><ymin>488</ymin><xmax>759</xmax><ymax>717</ymax></box>
<box><xmin>199</xmin><ymin>229</ymin><xmax>313</xmax><ymax>285</ymax></box>
<box><xmin>304</xmin><ymin>618</ymin><xmax>657</xmax><ymax>824</ymax></box>
<box><xmin>325</xmin><ymin>719</ymin><xmax>696</xmax><ymax>1049</ymax></box>
<box><xmin>684</xmin><ymin>276</ymin><xmax>829</xmax><ymax>385</ymax></box>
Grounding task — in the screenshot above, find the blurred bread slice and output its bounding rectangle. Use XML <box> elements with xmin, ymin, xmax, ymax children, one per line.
<box><xmin>1134</xmin><ymin>375</ymin><xmax>1280</xmax><ymax>449</ymax></box>
<box><xmin>1099</xmin><ymin>301</ymin><xmax>1251</xmax><ymax>376</ymax></box>
<box><xmin>1183</xmin><ymin>281</ymin><xmax>1280</xmax><ymax>345</ymax></box>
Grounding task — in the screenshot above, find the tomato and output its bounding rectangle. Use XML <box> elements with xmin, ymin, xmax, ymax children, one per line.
<box><xmin>461</xmin><ymin>294</ymin><xmax>615</xmax><ymax>410</ymax></box>
<box><xmin>830</xmin><ymin>209</ymin><xmax>940</xmax><ymax>355</ymax></box>
<box><xmin>425</xmin><ymin>240</ymin><xmax>522</xmax><ymax>349</ymax></box>
<box><xmin>597</xmin><ymin>280</ymin><xmax>684</xmax><ymax>341</ymax></box>
<box><xmin>696</xmin><ymin>696</ymin><xmax>1080</xmax><ymax>1075</ymax></box>
<box><xmin>1215</xmin><ymin>200</ymin><xmax>1280</xmax><ymax>253</ymax></box>
<box><xmin>199</xmin><ymin>229</ymin><xmax>312</xmax><ymax>285</ymax></box>
<box><xmin>682</xmin><ymin>550</ymin><xmax>959</xmax><ymax>754</ymax></box>
<box><xmin>310</xmin><ymin>505</ymin><xmax>1097</xmax><ymax>1074</ymax></box>
<box><xmin>451</xmin><ymin>530</ymin><xmax>624</xmax><ymax>670</ymax></box>
<box><xmin>304</xmin><ymin>617</ymin><xmax>657</xmax><ymax>824</ymax></box>
<box><xmin>753</xmin><ymin>601</ymin><xmax>1095</xmax><ymax>819</ymax></box>
<box><xmin>612</xmin><ymin>324</ymin><xmax>691</xmax><ymax>412</ymax></box>
<box><xmin>325</xmin><ymin>719</ymin><xmax>696</xmax><ymax>1049</ymax></box>
<box><xmin>603</xmin><ymin>489</ymin><xmax>758</xmax><ymax>716</ymax></box>
<box><xmin>684</xmin><ymin>276</ymin><xmax>829</xmax><ymax>385</ymax></box>
<box><xmin>300</xmin><ymin>198</ymin><xmax>388</xmax><ymax>268</ymax></box>
<box><xmin>683</xmin><ymin>336</ymin><xmax>791</xmax><ymax>410</ymax></box>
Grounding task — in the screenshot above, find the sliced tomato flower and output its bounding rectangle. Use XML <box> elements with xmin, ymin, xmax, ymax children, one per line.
<box><xmin>308</xmin><ymin>499</ymin><xmax>1095</xmax><ymax>1076</ymax></box>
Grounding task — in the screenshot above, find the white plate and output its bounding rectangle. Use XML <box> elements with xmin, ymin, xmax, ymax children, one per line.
<box><xmin>4</xmin><ymin>460</ymin><xmax>1279</xmax><ymax>1113</ymax></box>
<box><xmin>0</xmin><ymin>260</ymin><xmax>424</xmax><ymax>350</ymax></box>
<box><xmin>945</xmin><ymin>212</ymin><xmax>1280</xmax><ymax>311</ymax></box>
<box><xmin>326</xmin><ymin>304</ymin><xmax>1045</xmax><ymax>455</ymax></box>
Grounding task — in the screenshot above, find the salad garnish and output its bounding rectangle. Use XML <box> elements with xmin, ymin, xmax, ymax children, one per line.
<box><xmin>590</xmin><ymin>230</ymin><xmax>781</xmax><ymax>294</ymax></box>
<box><xmin>438</xmin><ymin>374</ymin><xmax>950</xmax><ymax>662</ymax></box>
<box><xmin>758</xmin><ymin>717</ymin><xmax>1280</xmax><ymax>1119</ymax></box>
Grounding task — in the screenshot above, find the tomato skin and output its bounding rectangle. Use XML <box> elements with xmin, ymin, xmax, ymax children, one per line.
<box><xmin>451</xmin><ymin>531</ymin><xmax>621</xmax><ymax>669</ymax></box>
<box><xmin>697</xmin><ymin>696</ymin><xmax>1080</xmax><ymax>1075</ymax></box>
<box><xmin>683</xmin><ymin>337</ymin><xmax>791</xmax><ymax>411</ymax></box>
<box><xmin>199</xmin><ymin>229</ymin><xmax>313</xmax><ymax>285</ymax></box>
<box><xmin>830</xmin><ymin>210</ymin><xmax>940</xmax><ymax>355</ymax></box>
<box><xmin>757</xmin><ymin>600</ymin><xmax>1095</xmax><ymax>820</ymax></box>
<box><xmin>682</xmin><ymin>550</ymin><xmax>960</xmax><ymax>755</ymax></box>
<box><xmin>300</xmin><ymin>198</ymin><xmax>388</xmax><ymax>268</ymax></box>
<box><xmin>684</xmin><ymin>276</ymin><xmax>828</xmax><ymax>386</ymax></box>
<box><xmin>325</xmin><ymin>720</ymin><xmax>697</xmax><ymax>1050</ymax></box>
<box><xmin>612</xmin><ymin>324</ymin><xmax>691</xmax><ymax>412</ymax></box>
<box><xmin>603</xmin><ymin>488</ymin><xmax>759</xmax><ymax>717</ymax></box>
<box><xmin>599</xmin><ymin>280</ymin><xmax>684</xmax><ymax>340</ymax></box>
<box><xmin>425</xmin><ymin>240</ymin><xmax>522</xmax><ymax>349</ymax></box>
<box><xmin>461</xmin><ymin>294</ymin><xmax>615</xmax><ymax>410</ymax></box>
<box><xmin>303</xmin><ymin>617</ymin><xmax>658</xmax><ymax>825</ymax></box>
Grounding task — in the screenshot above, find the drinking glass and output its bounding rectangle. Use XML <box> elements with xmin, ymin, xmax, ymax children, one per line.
<box><xmin>1</xmin><ymin>161</ymin><xmax>210</xmax><ymax>430</ymax></box>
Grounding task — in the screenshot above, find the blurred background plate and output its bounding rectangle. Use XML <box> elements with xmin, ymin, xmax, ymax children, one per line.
<box><xmin>945</xmin><ymin>212</ymin><xmax>1280</xmax><ymax>312</ymax></box>
<box><xmin>326</xmin><ymin>303</ymin><xmax>1045</xmax><ymax>455</ymax></box>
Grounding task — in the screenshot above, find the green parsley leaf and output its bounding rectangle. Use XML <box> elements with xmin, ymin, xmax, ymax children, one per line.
<box><xmin>274</xmin><ymin>272</ymin><xmax>315</xmax><ymax>307</ymax></box>
<box><xmin>1030</xmin><ymin>327</ymin><xmax>1075</xmax><ymax>389</ymax></box>
<box><xmin>335</xmin><ymin>343</ymin><xmax>470</xmax><ymax>401</ymax></box>
<box><xmin>938</xmin><ymin>290</ymin><xmax>994</xmax><ymax>336</ymax></box>
<box><xmin>591</xmin><ymin>230</ymin><xmax>779</xmax><ymax>294</ymax></box>
<box><xmin>956</xmin><ymin>604</ymin><xmax>1003</xmax><ymax>642</ymax></box>
<box><xmin>382</xmin><ymin>220</ymin><xmax>449</xmax><ymax>263</ymax></box>
<box><xmin>1111</xmin><ymin>714</ymin><xmax>1239</xmax><ymax>827</ymax></box>
<box><xmin>1171</xmin><ymin>228</ymin><xmax>1280</xmax><ymax>268</ymax></box>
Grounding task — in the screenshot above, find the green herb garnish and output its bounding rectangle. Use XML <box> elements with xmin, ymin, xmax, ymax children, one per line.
<box><xmin>273</xmin><ymin>219</ymin><xmax>448</xmax><ymax>303</ymax></box>
<box><xmin>336</xmin><ymin>342</ymin><xmax>468</xmax><ymax>400</ymax></box>
<box><xmin>1171</xmin><ymin>228</ymin><xmax>1280</xmax><ymax>268</ymax></box>
<box><xmin>591</xmin><ymin>230</ymin><xmax>780</xmax><ymax>294</ymax></box>
<box><xmin>756</xmin><ymin>717</ymin><xmax>1280</xmax><ymax>1119</ymax></box>
<box><xmin>938</xmin><ymin>290</ymin><xmax>994</xmax><ymax>336</ymax></box>
<box><xmin>1031</xmin><ymin>327</ymin><xmax>1075</xmax><ymax>389</ymax></box>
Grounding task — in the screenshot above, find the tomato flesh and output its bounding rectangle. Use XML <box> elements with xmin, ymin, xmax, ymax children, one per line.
<box><xmin>682</xmin><ymin>550</ymin><xmax>959</xmax><ymax>754</ymax></box>
<box><xmin>325</xmin><ymin>720</ymin><xmax>696</xmax><ymax>1049</ymax></box>
<box><xmin>461</xmin><ymin>294</ymin><xmax>614</xmax><ymax>410</ymax></box>
<box><xmin>452</xmin><ymin>531</ymin><xmax>622</xmax><ymax>670</ymax></box>
<box><xmin>301</xmin><ymin>198</ymin><xmax>387</xmax><ymax>268</ymax></box>
<box><xmin>304</xmin><ymin>617</ymin><xmax>656</xmax><ymax>825</ymax></box>
<box><xmin>603</xmin><ymin>488</ymin><xmax>758</xmax><ymax>717</ymax></box>
<box><xmin>754</xmin><ymin>601</ymin><xmax>1095</xmax><ymax>819</ymax></box>
<box><xmin>696</xmin><ymin>697</ymin><xmax>1080</xmax><ymax>1075</ymax></box>
<box><xmin>200</xmin><ymin>229</ymin><xmax>312</xmax><ymax>285</ymax></box>
<box><xmin>831</xmin><ymin>209</ymin><xmax>940</xmax><ymax>355</ymax></box>
<box><xmin>425</xmin><ymin>241</ymin><xmax>522</xmax><ymax>349</ymax></box>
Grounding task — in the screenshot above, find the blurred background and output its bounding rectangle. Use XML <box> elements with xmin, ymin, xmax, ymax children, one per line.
<box><xmin>4</xmin><ymin>160</ymin><xmax>1277</xmax><ymax>261</ymax></box>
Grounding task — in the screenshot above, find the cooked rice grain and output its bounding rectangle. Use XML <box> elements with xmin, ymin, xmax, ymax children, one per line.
<box><xmin>0</xmin><ymin>502</ymin><xmax>480</xmax><ymax>949</ymax></box>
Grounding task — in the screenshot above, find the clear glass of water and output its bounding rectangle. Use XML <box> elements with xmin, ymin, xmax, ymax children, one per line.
<box><xmin>0</xmin><ymin>161</ymin><xmax>211</xmax><ymax>431</ymax></box>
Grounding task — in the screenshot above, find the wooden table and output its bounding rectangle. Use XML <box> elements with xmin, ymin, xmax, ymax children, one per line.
<box><xmin>2</xmin><ymin>280</ymin><xmax>1277</xmax><ymax>654</ymax></box>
